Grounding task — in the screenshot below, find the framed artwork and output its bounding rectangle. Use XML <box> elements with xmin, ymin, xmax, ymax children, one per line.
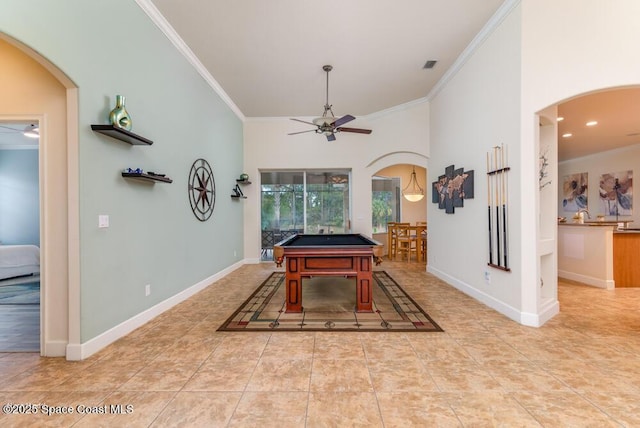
<box><xmin>431</xmin><ymin>164</ymin><xmax>474</xmax><ymax>214</ymax></box>
<box><xmin>599</xmin><ymin>170</ymin><xmax>633</xmax><ymax>216</ymax></box>
<box><xmin>562</xmin><ymin>172</ymin><xmax>588</xmax><ymax>212</ymax></box>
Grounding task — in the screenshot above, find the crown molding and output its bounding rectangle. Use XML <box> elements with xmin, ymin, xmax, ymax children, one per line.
<box><xmin>134</xmin><ymin>0</ymin><xmax>245</xmax><ymax>121</ymax></box>
<box><xmin>427</xmin><ymin>0</ymin><xmax>521</xmax><ymax>101</ymax></box>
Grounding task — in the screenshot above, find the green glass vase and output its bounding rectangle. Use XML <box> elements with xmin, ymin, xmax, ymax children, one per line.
<box><xmin>109</xmin><ymin>95</ymin><xmax>132</xmax><ymax>131</ymax></box>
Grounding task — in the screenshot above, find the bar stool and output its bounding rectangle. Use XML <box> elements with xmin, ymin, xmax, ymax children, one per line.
<box><xmin>386</xmin><ymin>222</ymin><xmax>397</xmax><ymax>260</ymax></box>
<box><xmin>396</xmin><ymin>223</ymin><xmax>417</xmax><ymax>262</ymax></box>
<box><xmin>416</xmin><ymin>222</ymin><xmax>427</xmax><ymax>262</ymax></box>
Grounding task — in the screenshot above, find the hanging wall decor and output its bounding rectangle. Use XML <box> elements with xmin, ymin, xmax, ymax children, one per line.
<box><xmin>188</xmin><ymin>158</ymin><xmax>216</xmax><ymax>221</ymax></box>
<box><xmin>486</xmin><ymin>144</ymin><xmax>510</xmax><ymax>271</ymax></box>
<box><xmin>562</xmin><ymin>172</ymin><xmax>588</xmax><ymax>212</ymax></box>
<box><xmin>431</xmin><ymin>164</ymin><xmax>474</xmax><ymax>214</ymax></box>
<box><xmin>599</xmin><ymin>170</ymin><xmax>633</xmax><ymax>218</ymax></box>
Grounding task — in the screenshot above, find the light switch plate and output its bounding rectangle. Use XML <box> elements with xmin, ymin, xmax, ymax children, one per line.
<box><xmin>98</xmin><ymin>215</ymin><xmax>109</xmax><ymax>228</ymax></box>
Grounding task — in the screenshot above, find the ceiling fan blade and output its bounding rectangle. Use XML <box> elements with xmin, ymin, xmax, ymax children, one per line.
<box><xmin>336</xmin><ymin>127</ymin><xmax>372</xmax><ymax>134</ymax></box>
<box><xmin>326</xmin><ymin>133</ymin><xmax>336</xmax><ymax>142</ymax></box>
<box><xmin>290</xmin><ymin>118</ymin><xmax>317</xmax><ymax>126</ymax></box>
<box><xmin>333</xmin><ymin>114</ymin><xmax>355</xmax><ymax>127</ymax></box>
<box><xmin>288</xmin><ymin>129</ymin><xmax>317</xmax><ymax>135</ymax></box>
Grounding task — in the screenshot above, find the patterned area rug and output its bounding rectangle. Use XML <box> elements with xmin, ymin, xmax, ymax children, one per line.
<box><xmin>0</xmin><ymin>282</ymin><xmax>40</xmax><ymax>305</ymax></box>
<box><xmin>218</xmin><ymin>272</ymin><xmax>442</xmax><ymax>332</ymax></box>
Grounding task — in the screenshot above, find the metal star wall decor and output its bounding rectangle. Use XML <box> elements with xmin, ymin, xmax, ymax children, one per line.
<box><xmin>188</xmin><ymin>158</ymin><xmax>216</xmax><ymax>221</ymax></box>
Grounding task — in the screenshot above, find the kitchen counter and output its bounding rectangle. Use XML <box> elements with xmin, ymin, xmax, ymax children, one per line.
<box><xmin>613</xmin><ymin>232</ymin><xmax>640</xmax><ymax>287</ymax></box>
<box><xmin>557</xmin><ymin>224</ymin><xmax>614</xmax><ymax>289</ymax></box>
<box><xmin>558</xmin><ymin>220</ymin><xmax>632</xmax><ymax>227</ymax></box>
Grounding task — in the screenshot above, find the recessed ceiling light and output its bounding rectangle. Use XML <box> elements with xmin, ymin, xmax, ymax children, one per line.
<box><xmin>586</xmin><ymin>120</ymin><xmax>598</xmax><ymax>126</ymax></box>
<box><xmin>557</xmin><ymin>117</ymin><xmax>564</xmax><ymax>121</ymax></box>
<box><xmin>562</xmin><ymin>133</ymin><xmax>573</xmax><ymax>138</ymax></box>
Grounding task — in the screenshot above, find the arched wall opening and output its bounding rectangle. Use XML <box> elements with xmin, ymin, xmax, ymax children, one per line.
<box><xmin>0</xmin><ymin>33</ymin><xmax>80</xmax><ymax>357</ymax></box>
<box><xmin>537</xmin><ymin>85</ymin><xmax>640</xmax><ymax>301</ymax></box>
<box><xmin>366</xmin><ymin>152</ymin><xmax>428</xmax><ymax>261</ymax></box>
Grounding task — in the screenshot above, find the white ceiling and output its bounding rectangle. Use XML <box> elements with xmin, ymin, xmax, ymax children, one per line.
<box><xmin>557</xmin><ymin>88</ymin><xmax>640</xmax><ymax>162</ymax></box>
<box><xmin>149</xmin><ymin>0</ymin><xmax>505</xmax><ymax>118</ymax></box>
<box><xmin>3</xmin><ymin>2</ymin><xmax>639</xmax><ymax>159</ymax></box>
<box><xmin>0</xmin><ymin>123</ymin><xmax>38</xmax><ymax>149</ymax></box>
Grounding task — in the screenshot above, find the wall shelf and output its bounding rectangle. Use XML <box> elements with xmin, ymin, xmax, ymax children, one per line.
<box><xmin>122</xmin><ymin>172</ymin><xmax>172</xmax><ymax>183</ymax></box>
<box><xmin>91</xmin><ymin>124</ymin><xmax>153</xmax><ymax>145</ymax></box>
<box><xmin>236</xmin><ymin>179</ymin><xmax>252</xmax><ymax>185</ymax></box>
<box><xmin>231</xmin><ymin>182</ymin><xmax>247</xmax><ymax>199</ymax></box>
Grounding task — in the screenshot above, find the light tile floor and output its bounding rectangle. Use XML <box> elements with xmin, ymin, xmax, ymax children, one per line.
<box><xmin>0</xmin><ymin>261</ymin><xmax>639</xmax><ymax>427</ymax></box>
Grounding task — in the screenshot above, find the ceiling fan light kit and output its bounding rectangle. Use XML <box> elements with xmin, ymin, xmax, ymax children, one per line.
<box><xmin>289</xmin><ymin>65</ymin><xmax>372</xmax><ymax>141</ymax></box>
<box><xmin>23</xmin><ymin>124</ymin><xmax>40</xmax><ymax>138</ymax></box>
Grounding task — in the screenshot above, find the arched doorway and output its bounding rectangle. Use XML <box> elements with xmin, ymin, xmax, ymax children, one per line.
<box><xmin>550</xmin><ymin>87</ymin><xmax>640</xmax><ymax>290</ymax></box>
<box><xmin>0</xmin><ymin>34</ymin><xmax>79</xmax><ymax>357</ymax></box>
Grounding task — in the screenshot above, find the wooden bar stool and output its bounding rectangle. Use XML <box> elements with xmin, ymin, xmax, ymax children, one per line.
<box><xmin>386</xmin><ymin>222</ymin><xmax>397</xmax><ymax>260</ymax></box>
<box><xmin>415</xmin><ymin>222</ymin><xmax>427</xmax><ymax>262</ymax></box>
<box><xmin>396</xmin><ymin>223</ymin><xmax>417</xmax><ymax>262</ymax></box>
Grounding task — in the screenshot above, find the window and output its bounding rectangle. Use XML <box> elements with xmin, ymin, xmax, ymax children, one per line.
<box><xmin>260</xmin><ymin>170</ymin><xmax>351</xmax><ymax>259</ymax></box>
<box><xmin>372</xmin><ymin>176</ymin><xmax>400</xmax><ymax>233</ymax></box>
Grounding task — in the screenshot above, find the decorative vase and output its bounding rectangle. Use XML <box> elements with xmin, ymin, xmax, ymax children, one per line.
<box><xmin>239</xmin><ymin>173</ymin><xmax>249</xmax><ymax>181</ymax></box>
<box><xmin>109</xmin><ymin>95</ymin><xmax>132</xmax><ymax>131</ymax></box>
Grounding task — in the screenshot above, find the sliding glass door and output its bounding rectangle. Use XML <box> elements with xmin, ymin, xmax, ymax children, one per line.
<box><xmin>260</xmin><ymin>170</ymin><xmax>351</xmax><ymax>259</ymax></box>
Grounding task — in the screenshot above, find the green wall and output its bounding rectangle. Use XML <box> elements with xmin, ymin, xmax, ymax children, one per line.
<box><xmin>1</xmin><ymin>0</ymin><xmax>244</xmax><ymax>341</ymax></box>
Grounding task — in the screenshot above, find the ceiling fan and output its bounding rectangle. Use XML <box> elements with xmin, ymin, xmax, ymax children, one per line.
<box><xmin>288</xmin><ymin>65</ymin><xmax>372</xmax><ymax>141</ymax></box>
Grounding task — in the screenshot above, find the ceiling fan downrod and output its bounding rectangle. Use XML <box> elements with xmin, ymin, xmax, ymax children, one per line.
<box><xmin>323</xmin><ymin>64</ymin><xmax>334</xmax><ymax>118</ymax></box>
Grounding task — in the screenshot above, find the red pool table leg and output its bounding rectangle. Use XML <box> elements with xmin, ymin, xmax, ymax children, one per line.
<box><xmin>356</xmin><ymin>256</ymin><xmax>373</xmax><ymax>312</ymax></box>
<box><xmin>285</xmin><ymin>257</ymin><xmax>303</xmax><ymax>312</ymax></box>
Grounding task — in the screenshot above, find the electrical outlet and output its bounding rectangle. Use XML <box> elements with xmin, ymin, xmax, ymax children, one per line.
<box><xmin>145</xmin><ymin>284</ymin><xmax>151</xmax><ymax>296</ymax></box>
<box><xmin>234</xmin><ymin>250</ymin><xmax>237</xmax><ymax>257</ymax></box>
<box><xmin>484</xmin><ymin>270</ymin><xmax>491</xmax><ymax>285</ymax></box>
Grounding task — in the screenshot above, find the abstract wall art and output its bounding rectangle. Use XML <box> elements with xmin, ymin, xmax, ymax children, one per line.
<box><xmin>599</xmin><ymin>170</ymin><xmax>633</xmax><ymax>216</ymax></box>
<box><xmin>562</xmin><ymin>172</ymin><xmax>588</xmax><ymax>212</ymax></box>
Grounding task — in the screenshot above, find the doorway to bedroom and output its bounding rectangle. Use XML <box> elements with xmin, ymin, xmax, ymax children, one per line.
<box><xmin>0</xmin><ymin>121</ymin><xmax>40</xmax><ymax>352</ymax></box>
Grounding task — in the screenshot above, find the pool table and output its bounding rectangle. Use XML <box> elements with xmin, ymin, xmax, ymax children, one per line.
<box><xmin>274</xmin><ymin>233</ymin><xmax>383</xmax><ymax>313</ymax></box>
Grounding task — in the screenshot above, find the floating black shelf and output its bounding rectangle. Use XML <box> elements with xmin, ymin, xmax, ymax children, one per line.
<box><xmin>230</xmin><ymin>195</ymin><xmax>247</xmax><ymax>199</ymax></box>
<box><xmin>236</xmin><ymin>179</ymin><xmax>252</xmax><ymax>185</ymax></box>
<box><xmin>91</xmin><ymin>124</ymin><xmax>153</xmax><ymax>145</ymax></box>
<box><xmin>122</xmin><ymin>172</ymin><xmax>172</xmax><ymax>183</ymax></box>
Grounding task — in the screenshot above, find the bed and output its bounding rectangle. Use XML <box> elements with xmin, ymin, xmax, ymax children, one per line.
<box><xmin>0</xmin><ymin>245</ymin><xmax>40</xmax><ymax>281</ymax></box>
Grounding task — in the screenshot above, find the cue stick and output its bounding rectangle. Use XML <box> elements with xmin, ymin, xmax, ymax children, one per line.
<box><xmin>487</xmin><ymin>152</ymin><xmax>493</xmax><ymax>265</ymax></box>
<box><xmin>501</xmin><ymin>144</ymin><xmax>508</xmax><ymax>268</ymax></box>
<box><xmin>494</xmin><ymin>146</ymin><xmax>501</xmax><ymax>266</ymax></box>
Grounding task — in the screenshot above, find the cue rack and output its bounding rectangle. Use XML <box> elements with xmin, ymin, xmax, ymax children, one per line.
<box><xmin>486</xmin><ymin>144</ymin><xmax>511</xmax><ymax>271</ymax></box>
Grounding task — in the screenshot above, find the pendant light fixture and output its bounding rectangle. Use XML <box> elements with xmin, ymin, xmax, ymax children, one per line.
<box><xmin>402</xmin><ymin>166</ymin><xmax>424</xmax><ymax>202</ymax></box>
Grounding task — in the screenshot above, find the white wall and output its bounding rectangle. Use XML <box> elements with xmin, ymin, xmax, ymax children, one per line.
<box><xmin>426</xmin><ymin>0</ymin><xmax>640</xmax><ymax>327</ymax></box>
<box><xmin>558</xmin><ymin>143</ymin><xmax>640</xmax><ymax>226</ymax></box>
<box><xmin>428</xmin><ymin>4</ymin><xmax>523</xmax><ymax>321</ymax></box>
<box><xmin>243</xmin><ymin>101</ymin><xmax>429</xmax><ymax>261</ymax></box>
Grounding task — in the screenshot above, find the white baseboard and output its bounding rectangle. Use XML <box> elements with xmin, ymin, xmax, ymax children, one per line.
<box><xmin>427</xmin><ymin>265</ymin><xmax>561</xmax><ymax>327</ymax></box>
<box><xmin>427</xmin><ymin>265</ymin><xmax>522</xmax><ymax>324</ymax></box>
<box><xmin>521</xmin><ymin>298</ymin><xmax>559</xmax><ymax>327</ymax></box>
<box><xmin>558</xmin><ymin>269</ymin><xmax>614</xmax><ymax>289</ymax></box>
<box><xmin>43</xmin><ymin>340</ymin><xmax>67</xmax><ymax>357</ymax></box>
<box><xmin>66</xmin><ymin>259</ymin><xmax>245</xmax><ymax>361</ymax></box>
